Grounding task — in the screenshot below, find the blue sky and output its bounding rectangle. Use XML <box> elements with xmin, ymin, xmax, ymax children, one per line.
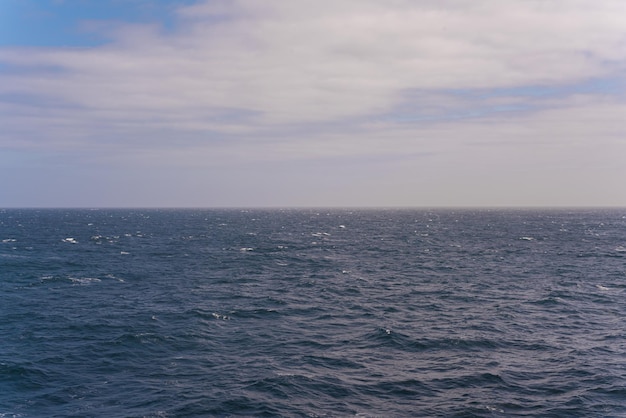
<box><xmin>1</xmin><ymin>0</ymin><xmax>625</xmax><ymax>207</ymax></box>
<box><xmin>0</xmin><ymin>0</ymin><xmax>196</xmax><ymax>46</ymax></box>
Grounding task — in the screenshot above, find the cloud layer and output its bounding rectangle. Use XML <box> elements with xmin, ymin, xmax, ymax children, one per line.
<box><xmin>1</xmin><ymin>0</ymin><xmax>625</xmax><ymax>206</ymax></box>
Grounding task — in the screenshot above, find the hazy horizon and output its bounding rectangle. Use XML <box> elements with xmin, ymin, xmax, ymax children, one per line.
<box><xmin>2</xmin><ymin>205</ymin><xmax>624</xmax><ymax>210</ymax></box>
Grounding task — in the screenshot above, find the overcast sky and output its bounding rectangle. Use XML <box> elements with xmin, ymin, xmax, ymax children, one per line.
<box><xmin>1</xmin><ymin>0</ymin><xmax>625</xmax><ymax>207</ymax></box>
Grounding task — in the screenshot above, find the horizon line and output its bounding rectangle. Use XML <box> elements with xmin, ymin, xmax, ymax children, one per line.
<box><xmin>2</xmin><ymin>205</ymin><xmax>625</xmax><ymax>211</ymax></box>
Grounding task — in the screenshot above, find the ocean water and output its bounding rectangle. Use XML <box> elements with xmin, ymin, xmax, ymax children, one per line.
<box><xmin>1</xmin><ymin>208</ymin><xmax>625</xmax><ymax>417</ymax></box>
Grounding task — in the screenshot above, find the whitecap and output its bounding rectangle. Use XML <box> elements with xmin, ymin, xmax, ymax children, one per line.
<box><xmin>120</xmin><ymin>251</ymin><xmax>130</xmax><ymax>255</ymax></box>
<box><xmin>520</xmin><ymin>236</ymin><xmax>534</xmax><ymax>241</ymax></box>
<box><xmin>311</xmin><ymin>232</ymin><xmax>331</xmax><ymax>237</ymax></box>
<box><xmin>596</xmin><ymin>284</ymin><xmax>610</xmax><ymax>291</ymax></box>
<box><xmin>69</xmin><ymin>277</ymin><xmax>101</xmax><ymax>285</ymax></box>
<box><xmin>240</xmin><ymin>247</ymin><xmax>253</xmax><ymax>252</ymax></box>
<box><xmin>485</xmin><ymin>405</ymin><xmax>504</xmax><ymax>413</ymax></box>
<box><xmin>62</xmin><ymin>237</ymin><xmax>78</xmax><ymax>244</ymax></box>
<box><xmin>1</xmin><ymin>238</ymin><xmax>16</xmax><ymax>243</ymax></box>
<box><xmin>104</xmin><ymin>273</ymin><xmax>125</xmax><ymax>282</ymax></box>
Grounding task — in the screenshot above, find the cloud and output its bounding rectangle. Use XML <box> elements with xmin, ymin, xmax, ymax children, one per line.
<box><xmin>1</xmin><ymin>0</ymin><xmax>625</xmax><ymax>206</ymax></box>
<box><xmin>2</xmin><ymin>0</ymin><xmax>625</xmax><ymax>127</ymax></box>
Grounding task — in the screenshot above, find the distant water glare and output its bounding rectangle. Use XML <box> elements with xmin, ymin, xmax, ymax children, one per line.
<box><xmin>1</xmin><ymin>209</ymin><xmax>625</xmax><ymax>416</ymax></box>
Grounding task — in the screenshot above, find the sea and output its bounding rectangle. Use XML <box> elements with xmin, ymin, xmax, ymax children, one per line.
<box><xmin>1</xmin><ymin>208</ymin><xmax>625</xmax><ymax>417</ymax></box>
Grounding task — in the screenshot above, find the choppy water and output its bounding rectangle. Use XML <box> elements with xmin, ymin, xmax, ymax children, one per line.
<box><xmin>1</xmin><ymin>208</ymin><xmax>626</xmax><ymax>417</ymax></box>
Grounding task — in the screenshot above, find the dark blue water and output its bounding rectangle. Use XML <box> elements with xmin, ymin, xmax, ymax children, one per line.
<box><xmin>1</xmin><ymin>209</ymin><xmax>625</xmax><ymax>417</ymax></box>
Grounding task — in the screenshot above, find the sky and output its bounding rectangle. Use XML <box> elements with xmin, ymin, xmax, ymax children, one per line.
<box><xmin>1</xmin><ymin>0</ymin><xmax>625</xmax><ymax>208</ymax></box>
